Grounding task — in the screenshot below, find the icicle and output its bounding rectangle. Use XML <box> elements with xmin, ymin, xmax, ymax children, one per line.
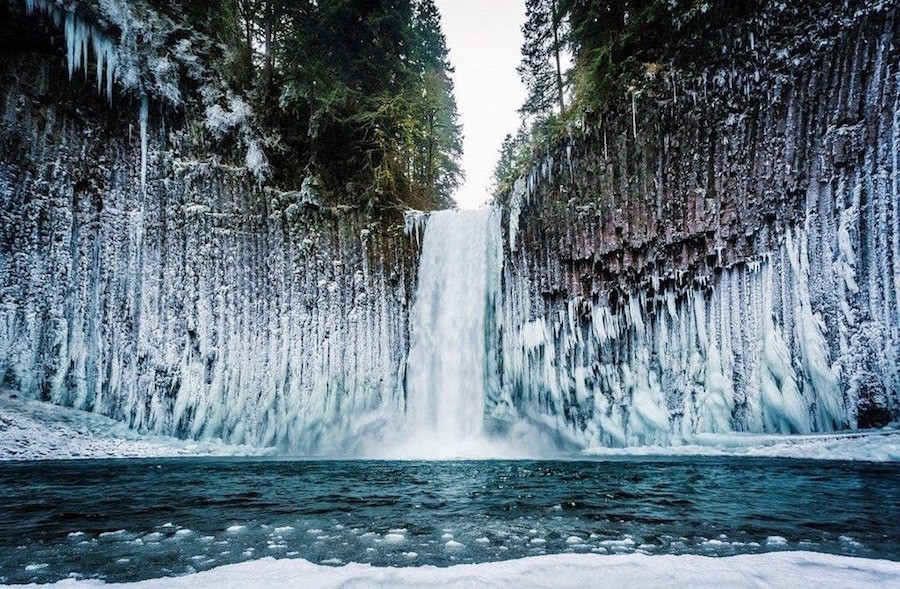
<box><xmin>93</xmin><ymin>34</ymin><xmax>105</xmax><ymax>95</ymax></box>
<box><xmin>403</xmin><ymin>210</ymin><xmax>428</xmax><ymax>245</ymax></box>
<box><xmin>32</xmin><ymin>4</ymin><xmax>117</xmax><ymax>102</ymax></box>
<box><xmin>784</xmin><ymin>227</ymin><xmax>845</xmax><ymax>431</ymax></box>
<box><xmin>632</xmin><ymin>92</ymin><xmax>638</xmax><ymax>139</ymax></box>
<box><xmin>106</xmin><ymin>50</ymin><xmax>116</xmax><ymax>103</ymax></box>
<box><xmin>65</xmin><ymin>12</ymin><xmax>76</xmax><ymax>79</ymax></box>
<box><xmin>80</xmin><ymin>19</ymin><xmax>89</xmax><ymax>80</ymax></box>
<box><xmin>508</xmin><ymin>177</ymin><xmax>527</xmax><ymax>251</ymax></box>
<box><xmin>603</xmin><ymin>127</ymin><xmax>608</xmax><ymax>160</ymax></box>
<box><xmin>139</xmin><ymin>94</ymin><xmax>149</xmax><ymax>192</ymax></box>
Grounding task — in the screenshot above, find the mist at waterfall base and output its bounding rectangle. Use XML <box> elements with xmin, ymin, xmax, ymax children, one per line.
<box><xmin>2</xmin><ymin>457</ymin><xmax>899</xmax><ymax>585</ymax></box>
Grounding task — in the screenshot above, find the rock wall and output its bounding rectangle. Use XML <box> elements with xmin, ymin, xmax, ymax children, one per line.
<box><xmin>0</xmin><ymin>6</ymin><xmax>418</xmax><ymax>453</ymax></box>
<box><xmin>497</xmin><ymin>0</ymin><xmax>900</xmax><ymax>447</ymax></box>
<box><xmin>4</xmin><ymin>0</ymin><xmax>898</xmax><ymax>455</ymax></box>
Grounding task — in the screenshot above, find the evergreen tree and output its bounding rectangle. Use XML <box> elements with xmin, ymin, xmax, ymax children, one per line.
<box><xmin>560</xmin><ymin>0</ymin><xmax>728</xmax><ymax>109</ymax></box>
<box><xmin>518</xmin><ymin>0</ymin><xmax>567</xmax><ymax>117</ymax></box>
<box><xmin>492</xmin><ymin>125</ymin><xmax>530</xmax><ymax>194</ymax></box>
<box><xmin>269</xmin><ymin>0</ymin><xmax>461</xmax><ymax>208</ymax></box>
<box><xmin>162</xmin><ymin>0</ymin><xmax>462</xmax><ymax>209</ymax></box>
<box><xmin>409</xmin><ymin>0</ymin><xmax>463</xmax><ymax>208</ymax></box>
<box><xmin>561</xmin><ymin>0</ymin><xmax>647</xmax><ymax>107</ymax></box>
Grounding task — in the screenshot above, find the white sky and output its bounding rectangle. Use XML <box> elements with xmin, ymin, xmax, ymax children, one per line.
<box><xmin>435</xmin><ymin>0</ymin><xmax>526</xmax><ymax>209</ymax></box>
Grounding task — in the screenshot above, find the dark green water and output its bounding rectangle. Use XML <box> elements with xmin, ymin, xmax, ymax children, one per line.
<box><xmin>0</xmin><ymin>457</ymin><xmax>898</xmax><ymax>584</ymax></box>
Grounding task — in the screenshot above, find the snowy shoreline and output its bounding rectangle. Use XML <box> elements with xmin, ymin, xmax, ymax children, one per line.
<box><xmin>0</xmin><ymin>394</ymin><xmax>266</xmax><ymax>461</ymax></box>
<box><xmin>580</xmin><ymin>428</ymin><xmax>900</xmax><ymax>462</ymax></box>
<box><xmin>2</xmin><ymin>394</ymin><xmax>898</xmax><ymax>462</ymax></box>
<box><xmin>19</xmin><ymin>552</ymin><xmax>900</xmax><ymax>588</ymax></box>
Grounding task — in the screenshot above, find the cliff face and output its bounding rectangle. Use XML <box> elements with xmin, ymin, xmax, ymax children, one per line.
<box><xmin>3</xmin><ymin>0</ymin><xmax>899</xmax><ymax>455</ymax></box>
<box><xmin>497</xmin><ymin>1</ymin><xmax>900</xmax><ymax>446</ymax></box>
<box><xmin>0</xmin><ymin>4</ymin><xmax>418</xmax><ymax>453</ymax></box>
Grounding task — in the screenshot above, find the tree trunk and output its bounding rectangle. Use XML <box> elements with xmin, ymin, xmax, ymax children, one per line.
<box><xmin>426</xmin><ymin>111</ymin><xmax>436</xmax><ymax>198</ymax></box>
<box><xmin>551</xmin><ymin>0</ymin><xmax>565</xmax><ymax>112</ymax></box>
<box><xmin>264</xmin><ymin>0</ymin><xmax>274</xmax><ymax>75</ymax></box>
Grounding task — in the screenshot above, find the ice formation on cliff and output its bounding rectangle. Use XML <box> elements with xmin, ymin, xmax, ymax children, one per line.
<box><xmin>498</xmin><ymin>240</ymin><xmax>854</xmax><ymax>449</ymax></box>
<box><xmin>2</xmin><ymin>0</ymin><xmax>897</xmax><ymax>456</ymax></box>
<box><xmin>17</xmin><ymin>0</ymin><xmax>270</xmax><ymax>184</ymax></box>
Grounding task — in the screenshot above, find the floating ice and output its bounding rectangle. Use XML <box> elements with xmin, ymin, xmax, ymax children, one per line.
<box><xmin>840</xmin><ymin>535</ymin><xmax>863</xmax><ymax>548</ymax></box>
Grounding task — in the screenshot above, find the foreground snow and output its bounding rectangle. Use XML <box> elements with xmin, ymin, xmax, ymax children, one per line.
<box><xmin>32</xmin><ymin>552</ymin><xmax>900</xmax><ymax>588</ymax></box>
<box><xmin>0</xmin><ymin>393</ymin><xmax>265</xmax><ymax>460</ymax></box>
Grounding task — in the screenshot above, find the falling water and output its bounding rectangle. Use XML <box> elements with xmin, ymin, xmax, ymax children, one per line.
<box><xmin>401</xmin><ymin>208</ymin><xmax>503</xmax><ymax>456</ymax></box>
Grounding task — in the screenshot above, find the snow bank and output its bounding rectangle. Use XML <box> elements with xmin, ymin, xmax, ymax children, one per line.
<box><xmin>35</xmin><ymin>552</ymin><xmax>900</xmax><ymax>588</ymax></box>
<box><xmin>582</xmin><ymin>429</ymin><xmax>900</xmax><ymax>462</ymax></box>
<box><xmin>0</xmin><ymin>393</ymin><xmax>265</xmax><ymax>460</ymax></box>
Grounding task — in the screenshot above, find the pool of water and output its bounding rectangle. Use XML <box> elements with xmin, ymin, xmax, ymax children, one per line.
<box><xmin>1</xmin><ymin>457</ymin><xmax>898</xmax><ymax>584</ymax></box>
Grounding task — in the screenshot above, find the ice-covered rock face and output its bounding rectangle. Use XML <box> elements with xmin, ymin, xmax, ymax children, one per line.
<box><xmin>495</xmin><ymin>1</ymin><xmax>900</xmax><ymax>444</ymax></box>
<box><xmin>14</xmin><ymin>0</ymin><xmax>271</xmax><ymax>185</ymax></box>
<box><xmin>499</xmin><ymin>251</ymin><xmax>852</xmax><ymax>448</ymax></box>
<box><xmin>1</xmin><ymin>0</ymin><xmax>898</xmax><ymax>455</ymax></box>
<box><xmin>0</xmin><ymin>48</ymin><xmax>418</xmax><ymax>454</ymax></box>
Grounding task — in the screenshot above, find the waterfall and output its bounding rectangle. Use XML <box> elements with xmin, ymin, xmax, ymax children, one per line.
<box><xmin>398</xmin><ymin>208</ymin><xmax>503</xmax><ymax>456</ymax></box>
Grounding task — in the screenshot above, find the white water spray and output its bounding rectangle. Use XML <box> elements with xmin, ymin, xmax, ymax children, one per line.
<box><xmin>401</xmin><ymin>208</ymin><xmax>503</xmax><ymax>456</ymax></box>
